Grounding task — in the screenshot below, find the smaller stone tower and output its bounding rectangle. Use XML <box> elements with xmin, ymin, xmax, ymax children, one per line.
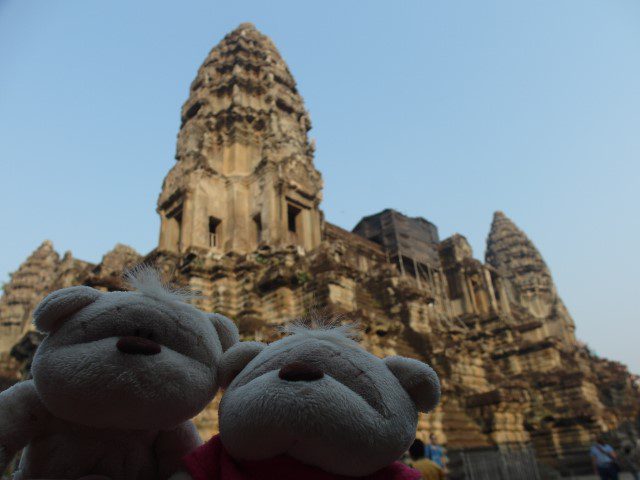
<box><xmin>485</xmin><ymin>211</ymin><xmax>575</xmax><ymax>343</ymax></box>
<box><xmin>157</xmin><ymin>23</ymin><xmax>323</xmax><ymax>255</ymax></box>
<box><xmin>0</xmin><ymin>241</ymin><xmax>59</xmax><ymax>352</ymax></box>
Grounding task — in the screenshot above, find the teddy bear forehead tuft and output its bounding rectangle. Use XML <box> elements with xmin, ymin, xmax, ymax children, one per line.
<box><xmin>279</xmin><ymin>321</ymin><xmax>362</xmax><ymax>349</ymax></box>
<box><xmin>124</xmin><ymin>265</ymin><xmax>199</xmax><ymax>305</ymax></box>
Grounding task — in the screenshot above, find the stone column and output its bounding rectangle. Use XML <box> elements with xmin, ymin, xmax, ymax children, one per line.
<box><xmin>483</xmin><ymin>268</ymin><xmax>499</xmax><ymax>314</ymax></box>
<box><xmin>180</xmin><ymin>192</ymin><xmax>195</xmax><ymax>253</ymax></box>
<box><xmin>460</xmin><ymin>270</ymin><xmax>475</xmax><ymax>314</ymax></box>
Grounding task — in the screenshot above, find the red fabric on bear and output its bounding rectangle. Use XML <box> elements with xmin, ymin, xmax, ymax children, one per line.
<box><xmin>182</xmin><ymin>435</ymin><xmax>421</xmax><ymax>480</ymax></box>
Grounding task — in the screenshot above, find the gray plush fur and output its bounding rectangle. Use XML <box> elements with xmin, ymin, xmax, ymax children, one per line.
<box><xmin>0</xmin><ymin>268</ymin><xmax>239</xmax><ymax>479</ymax></box>
<box><xmin>0</xmin><ymin>447</ymin><xmax>6</xmax><ymax>473</ymax></box>
<box><xmin>178</xmin><ymin>323</ymin><xmax>440</xmax><ymax>478</ymax></box>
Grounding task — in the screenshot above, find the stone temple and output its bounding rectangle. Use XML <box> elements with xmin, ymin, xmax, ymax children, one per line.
<box><xmin>1</xmin><ymin>23</ymin><xmax>638</xmax><ymax>476</ymax></box>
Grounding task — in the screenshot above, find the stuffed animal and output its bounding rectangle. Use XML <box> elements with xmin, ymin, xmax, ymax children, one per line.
<box><xmin>0</xmin><ymin>267</ymin><xmax>239</xmax><ymax>480</ymax></box>
<box><xmin>172</xmin><ymin>322</ymin><xmax>441</xmax><ymax>480</ymax></box>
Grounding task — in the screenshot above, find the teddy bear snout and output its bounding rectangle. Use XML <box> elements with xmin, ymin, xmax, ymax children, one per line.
<box><xmin>116</xmin><ymin>336</ymin><xmax>162</xmax><ymax>356</ymax></box>
<box><xmin>278</xmin><ymin>361</ymin><xmax>324</xmax><ymax>382</ymax></box>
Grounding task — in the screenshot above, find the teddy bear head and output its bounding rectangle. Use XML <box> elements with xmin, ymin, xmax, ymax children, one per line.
<box><xmin>31</xmin><ymin>267</ymin><xmax>238</xmax><ymax>430</ymax></box>
<box><xmin>217</xmin><ymin>323</ymin><xmax>440</xmax><ymax>476</ymax></box>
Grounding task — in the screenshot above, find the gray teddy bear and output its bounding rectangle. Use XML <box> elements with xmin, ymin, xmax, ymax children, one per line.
<box><xmin>0</xmin><ymin>267</ymin><xmax>238</xmax><ymax>479</ymax></box>
<box><xmin>173</xmin><ymin>322</ymin><xmax>440</xmax><ymax>479</ymax></box>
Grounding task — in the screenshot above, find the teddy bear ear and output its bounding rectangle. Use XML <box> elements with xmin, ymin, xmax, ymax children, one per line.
<box><xmin>33</xmin><ymin>286</ymin><xmax>102</xmax><ymax>333</ymax></box>
<box><xmin>384</xmin><ymin>356</ymin><xmax>441</xmax><ymax>413</ymax></box>
<box><xmin>218</xmin><ymin>341</ymin><xmax>266</xmax><ymax>389</ymax></box>
<box><xmin>208</xmin><ymin>313</ymin><xmax>240</xmax><ymax>352</ymax></box>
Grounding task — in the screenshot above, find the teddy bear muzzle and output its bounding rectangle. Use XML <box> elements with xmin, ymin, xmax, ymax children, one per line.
<box><xmin>116</xmin><ymin>336</ymin><xmax>162</xmax><ymax>355</ymax></box>
<box><xmin>278</xmin><ymin>361</ymin><xmax>324</xmax><ymax>382</ymax></box>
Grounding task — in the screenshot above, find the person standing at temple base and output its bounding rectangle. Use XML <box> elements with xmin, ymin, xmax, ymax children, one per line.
<box><xmin>424</xmin><ymin>433</ymin><xmax>447</xmax><ymax>473</ymax></box>
<box><xmin>590</xmin><ymin>434</ymin><xmax>619</xmax><ymax>480</ymax></box>
<box><xmin>619</xmin><ymin>441</ymin><xmax>640</xmax><ymax>480</ymax></box>
<box><xmin>407</xmin><ymin>439</ymin><xmax>445</xmax><ymax>480</ymax></box>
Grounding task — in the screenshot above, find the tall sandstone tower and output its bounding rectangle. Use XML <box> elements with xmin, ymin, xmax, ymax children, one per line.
<box><xmin>158</xmin><ymin>23</ymin><xmax>322</xmax><ymax>255</ymax></box>
<box><xmin>0</xmin><ymin>23</ymin><xmax>638</xmax><ymax>477</ymax></box>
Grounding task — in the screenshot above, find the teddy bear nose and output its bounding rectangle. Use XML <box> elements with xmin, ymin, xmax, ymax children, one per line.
<box><xmin>278</xmin><ymin>361</ymin><xmax>324</xmax><ymax>382</ymax></box>
<box><xmin>117</xmin><ymin>336</ymin><xmax>161</xmax><ymax>355</ymax></box>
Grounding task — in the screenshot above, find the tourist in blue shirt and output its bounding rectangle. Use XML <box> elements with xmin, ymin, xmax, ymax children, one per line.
<box><xmin>590</xmin><ymin>435</ymin><xmax>619</xmax><ymax>480</ymax></box>
<box><xmin>424</xmin><ymin>433</ymin><xmax>447</xmax><ymax>472</ymax></box>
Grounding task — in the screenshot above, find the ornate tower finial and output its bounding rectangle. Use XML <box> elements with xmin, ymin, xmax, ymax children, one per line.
<box><xmin>157</xmin><ymin>23</ymin><xmax>323</xmax><ymax>255</ymax></box>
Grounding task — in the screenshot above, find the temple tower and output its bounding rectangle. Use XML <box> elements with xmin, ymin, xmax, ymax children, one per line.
<box><xmin>0</xmin><ymin>241</ymin><xmax>59</xmax><ymax>352</ymax></box>
<box><xmin>157</xmin><ymin>23</ymin><xmax>323</xmax><ymax>255</ymax></box>
<box><xmin>485</xmin><ymin>211</ymin><xmax>575</xmax><ymax>342</ymax></box>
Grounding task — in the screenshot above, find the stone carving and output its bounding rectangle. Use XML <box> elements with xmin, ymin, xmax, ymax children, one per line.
<box><xmin>0</xmin><ymin>23</ymin><xmax>638</xmax><ymax>476</ymax></box>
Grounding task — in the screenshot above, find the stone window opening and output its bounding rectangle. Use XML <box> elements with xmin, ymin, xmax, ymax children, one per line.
<box><xmin>182</xmin><ymin>101</ymin><xmax>203</xmax><ymax>125</ymax></box>
<box><xmin>208</xmin><ymin>216</ymin><xmax>221</xmax><ymax>248</ymax></box>
<box><xmin>446</xmin><ymin>271</ymin><xmax>462</xmax><ymax>299</ymax></box>
<box><xmin>174</xmin><ymin>210</ymin><xmax>183</xmax><ymax>247</ymax></box>
<box><xmin>253</xmin><ymin>214</ymin><xmax>262</xmax><ymax>243</ymax></box>
<box><xmin>165</xmin><ymin>205</ymin><xmax>183</xmax><ymax>252</ymax></box>
<box><xmin>287</xmin><ymin>203</ymin><xmax>300</xmax><ymax>234</ymax></box>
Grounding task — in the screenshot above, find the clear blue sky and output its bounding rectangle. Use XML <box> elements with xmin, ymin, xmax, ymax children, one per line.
<box><xmin>1</xmin><ymin>0</ymin><xmax>638</xmax><ymax>373</ymax></box>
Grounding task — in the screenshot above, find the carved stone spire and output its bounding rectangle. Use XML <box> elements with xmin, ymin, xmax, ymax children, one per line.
<box><xmin>158</xmin><ymin>23</ymin><xmax>322</xmax><ymax>255</ymax></box>
<box><xmin>486</xmin><ymin>211</ymin><xmax>554</xmax><ymax>298</ymax></box>
<box><xmin>485</xmin><ymin>211</ymin><xmax>575</xmax><ymax>341</ymax></box>
<box><xmin>0</xmin><ymin>241</ymin><xmax>60</xmax><ymax>352</ymax></box>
